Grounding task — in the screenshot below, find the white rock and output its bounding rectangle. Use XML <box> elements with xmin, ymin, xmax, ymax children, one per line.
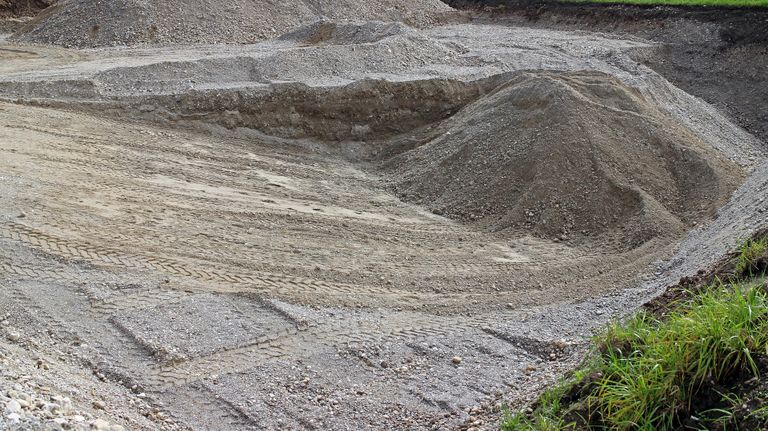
<box><xmin>44</xmin><ymin>402</ymin><xmax>61</xmax><ymax>414</ymax></box>
<box><xmin>5</xmin><ymin>399</ymin><xmax>22</xmax><ymax>414</ymax></box>
<box><xmin>91</xmin><ymin>418</ymin><xmax>111</xmax><ymax>430</ymax></box>
<box><xmin>6</xmin><ymin>331</ymin><xmax>20</xmax><ymax>342</ymax></box>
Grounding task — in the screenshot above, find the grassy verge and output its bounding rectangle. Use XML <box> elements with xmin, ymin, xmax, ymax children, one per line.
<box><xmin>503</xmin><ymin>234</ymin><xmax>768</xmax><ymax>431</ymax></box>
<box><xmin>569</xmin><ymin>0</ymin><xmax>768</xmax><ymax>7</ymax></box>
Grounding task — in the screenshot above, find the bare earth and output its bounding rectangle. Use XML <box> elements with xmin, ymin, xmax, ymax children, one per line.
<box><xmin>0</xmin><ymin>19</ymin><xmax>766</xmax><ymax>431</ymax></box>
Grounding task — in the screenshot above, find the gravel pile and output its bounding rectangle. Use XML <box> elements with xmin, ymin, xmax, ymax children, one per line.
<box><xmin>384</xmin><ymin>71</ymin><xmax>744</xmax><ymax>250</ymax></box>
<box><xmin>13</xmin><ymin>0</ymin><xmax>453</xmax><ymax>47</ymax></box>
<box><xmin>0</xmin><ymin>0</ymin><xmax>54</xmax><ymax>18</ymax></box>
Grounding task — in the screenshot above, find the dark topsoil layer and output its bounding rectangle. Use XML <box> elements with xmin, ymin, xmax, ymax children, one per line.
<box><xmin>445</xmin><ymin>0</ymin><xmax>768</xmax><ymax>147</ymax></box>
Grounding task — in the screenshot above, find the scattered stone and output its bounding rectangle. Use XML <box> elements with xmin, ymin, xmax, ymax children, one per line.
<box><xmin>553</xmin><ymin>339</ymin><xmax>569</xmax><ymax>350</ymax></box>
<box><xmin>5</xmin><ymin>399</ymin><xmax>22</xmax><ymax>414</ymax></box>
<box><xmin>7</xmin><ymin>331</ymin><xmax>20</xmax><ymax>342</ymax></box>
<box><xmin>452</xmin><ymin>356</ymin><xmax>462</xmax><ymax>365</ymax></box>
<box><xmin>36</xmin><ymin>359</ymin><xmax>49</xmax><ymax>370</ymax></box>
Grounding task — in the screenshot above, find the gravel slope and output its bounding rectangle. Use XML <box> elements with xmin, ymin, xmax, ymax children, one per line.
<box><xmin>384</xmin><ymin>70</ymin><xmax>743</xmax><ymax>249</ymax></box>
<box><xmin>13</xmin><ymin>0</ymin><xmax>453</xmax><ymax>47</ymax></box>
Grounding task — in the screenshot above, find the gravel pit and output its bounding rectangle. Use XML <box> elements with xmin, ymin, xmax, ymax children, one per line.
<box><xmin>1</xmin><ymin>9</ymin><xmax>766</xmax><ymax>431</ymax></box>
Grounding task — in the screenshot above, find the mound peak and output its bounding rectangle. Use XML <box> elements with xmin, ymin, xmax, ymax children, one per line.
<box><xmin>385</xmin><ymin>71</ymin><xmax>744</xmax><ymax>249</ymax></box>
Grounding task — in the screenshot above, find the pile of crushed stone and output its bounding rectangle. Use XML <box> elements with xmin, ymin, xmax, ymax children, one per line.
<box><xmin>0</xmin><ymin>0</ymin><xmax>54</xmax><ymax>18</ymax></box>
<box><xmin>13</xmin><ymin>0</ymin><xmax>452</xmax><ymax>47</ymax></box>
<box><xmin>383</xmin><ymin>71</ymin><xmax>744</xmax><ymax>250</ymax></box>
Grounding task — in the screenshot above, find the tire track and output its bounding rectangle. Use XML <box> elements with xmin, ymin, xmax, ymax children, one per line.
<box><xmin>0</xmin><ymin>221</ymin><xmax>425</xmax><ymax>301</ymax></box>
<box><xmin>146</xmin><ymin>313</ymin><xmax>500</xmax><ymax>389</ymax></box>
<box><xmin>3</xmin><ymin>269</ymin><xmax>262</xmax><ymax>429</ymax></box>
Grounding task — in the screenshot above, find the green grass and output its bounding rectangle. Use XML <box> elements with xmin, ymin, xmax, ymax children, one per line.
<box><xmin>569</xmin><ymin>0</ymin><xmax>768</xmax><ymax>7</ymax></box>
<box><xmin>502</xmin><ymin>280</ymin><xmax>768</xmax><ymax>431</ymax></box>
<box><xmin>699</xmin><ymin>390</ymin><xmax>768</xmax><ymax>428</ymax></box>
<box><xmin>735</xmin><ymin>236</ymin><xmax>768</xmax><ymax>276</ymax></box>
<box><xmin>501</xmin><ymin>367</ymin><xmax>595</xmax><ymax>431</ymax></box>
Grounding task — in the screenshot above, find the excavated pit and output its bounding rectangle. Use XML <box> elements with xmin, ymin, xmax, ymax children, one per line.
<box><xmin>9</xmin><ymin>67</ymin><xmax>742</xmax><ymax>251</ymax></box>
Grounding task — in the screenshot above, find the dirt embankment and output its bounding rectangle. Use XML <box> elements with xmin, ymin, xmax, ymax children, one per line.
<box><xmin>383</xmin><ymin>71</ymin><xmax>743</xmax><ymax>249</ymax></box>
<box><xmin>63</xmin><ymin>76</ymin><xmax>508</xmax><ymax>153</ymax></box>
<box><xmin>444</xmin><ymin>1</ymin><xmax>768</xmax><ymax>146</ymax></box>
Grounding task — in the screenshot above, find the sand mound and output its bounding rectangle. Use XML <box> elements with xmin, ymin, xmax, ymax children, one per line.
<box><xmin>13</xmin><ymin>0</ymin><xmax>452</xmax><ymax>47</ymax></box>
<box><xmin>384</xmin><ymin>71</ymin><xmax>744</xmax><ymax>249</ymax></box>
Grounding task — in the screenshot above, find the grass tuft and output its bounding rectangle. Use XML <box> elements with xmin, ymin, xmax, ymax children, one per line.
<box><xmin>735</xmin><ymin>236</ymin><xmax>768</xmax><ymax>276</ymax></box>
<box><xmin>502</xmin><ymin>281</ymin><xmax>768</xmax><ymax>431</ymax></box>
